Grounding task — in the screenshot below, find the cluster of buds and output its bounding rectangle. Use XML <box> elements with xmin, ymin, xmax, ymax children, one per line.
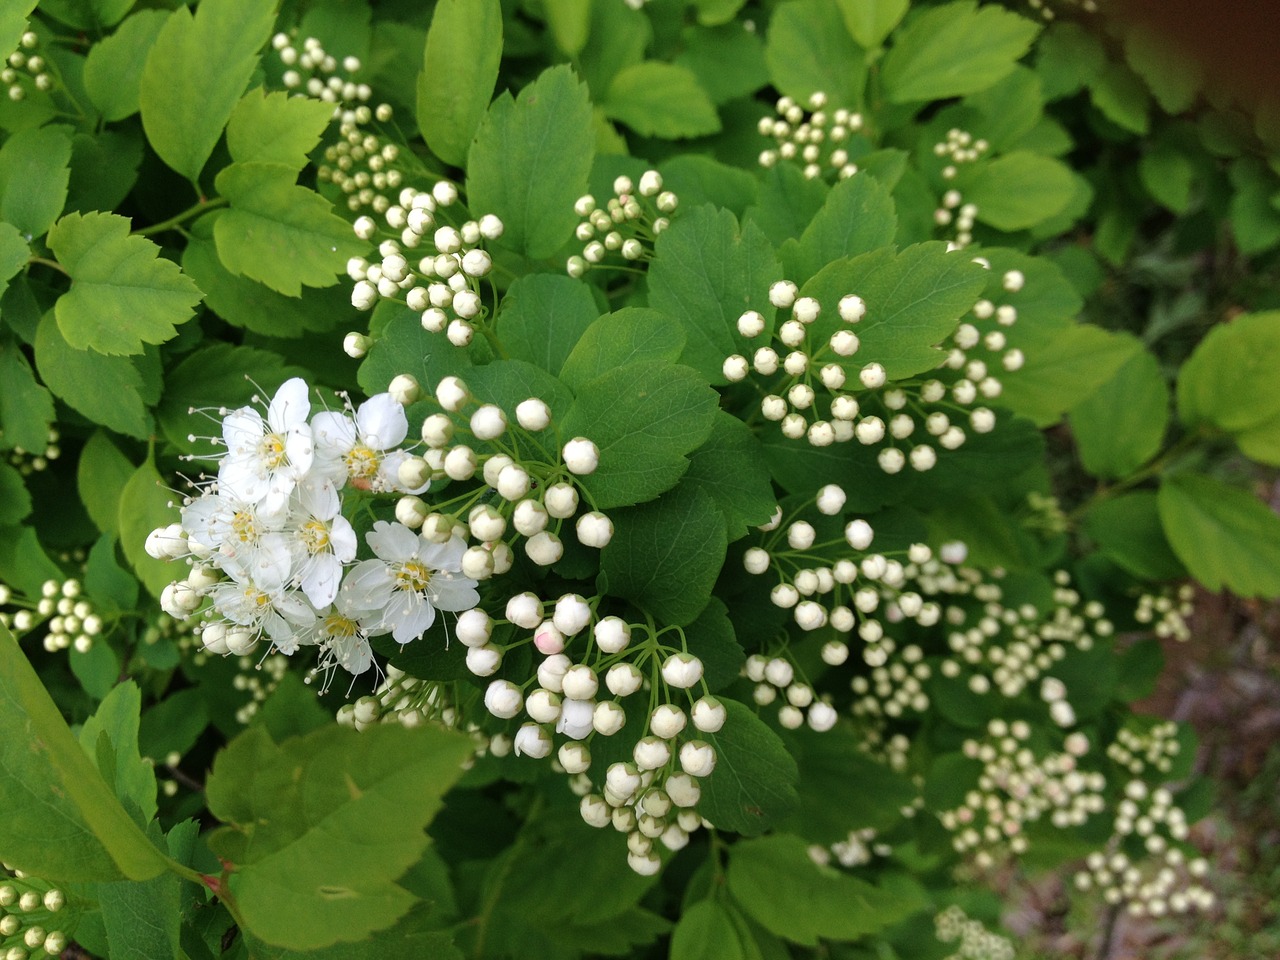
<box><xmin>271</xmin><ymin>33</ymin><xmax>371</xmax><ymax>107</ymax></box>
<box><xmin>0</xmin><ymin>579</ymin><xmax>104</xmax><ymax>654</ymax></box>
<box><xmin>725</xmin><ymin>280</ymin><xmax>1001</xmax><ymax>470</ymax></box>
<box><xmin>757</xmin><ymin>92</ymin><xmax>862</xmax><ymax>180</ymax></box>
<box><xmin>3</xmin><ymin>31</ymin><xmax>51</xmax><ymax>102</ymax></box>
<box><xmin>941</xmin><ymin>266</ymin><xmax>1027</xmax><ymax>384</ymax></box>
<box><xmin>850</xmin><ymin>641</ymin><xmax>931</xmax><ymax>721</ymax></box>
<box><xmin>941</xmin><ymin>719</ymin><xmax>1105</xmax><ymax>868</ymax></box>
<box><xmin>932</xmin><ymin>129</ymin><xmax>988</xmax><ymax>247</ymax></box>
<box><xmin>742</xmin><ymin>653</ymin><xmax>838</xmax><ymax>731</ymax></box>
<box><xmin>1026</xmin><ymin>0</ymin><xmax>1099</xmax><ymax>21</ymax></box>
<box><xmin>346</xmin><ymin>186</ymin><xmax>502</xmax><ymax>349</ymax></box>
<box><xmin>337</xmin><ymin>665</ymin><xmax>458</xmax><ymax>731</ymax></box>
<box><xmin>1106</xmin><ymin>719</ymin><xmax>1181</xmax><ymax>777</ymax></box>
<box><xmin>824</xmin><ymin>827</ymin><xmax>891</xmax><ymax>868</ymax></box>
<box><xmin>4</xmin><ymin>426</ymin><xmax>59</xmax><ymax>475</ymax></box>
<box><xmin>933</xmin><ymin>905</ymin><xmax>1015</xmax><ymax>960</ymax></box>
<box><xmin>0</xmin><ymin>872</ymin><xmax>69</xmax><ymax>958</ymax></box>
<box><xmin>565</xmin><ymin>172</ymin><xmax>677</xmax><ymax>277</ymax></box>
<box><xmin>1135</xmin><ymin>584</ymin><xmax>1195</xmax><ymax>642</ymax></box>
<box><xmin>855</xmin><ymin>728</ymin><xmax>914</xmax><ymax>771</ymax></box>
<box><xmin>231</xmin><ymin>653</ymin><xmax>291</xmax><ymax>725</ymax></box>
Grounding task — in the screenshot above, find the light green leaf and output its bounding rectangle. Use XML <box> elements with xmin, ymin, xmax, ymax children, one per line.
<box><xmin>1071</xmin><ymin>348</ymin><xmax>1169</xmax><ymax>479</ymax></box>
<box><xmin>765</xmin><ymin>0</ymin><xmax>867</xmax><ymax>108</ymax></box>
<box><xmin>1123</xmin><ymin>24</ymin><xmax>1201</xmax><ymax>115</ymax></box>
<box><xmin>1178</xmin><ymin>311</ymin><xmax>1280</xmax><ymax>457</ymax></box>
<box><xmin>417</xmin><ymin>0</ymin><xmax>502</xmax><ymax>167</ymax></box>
<box><xmin>1158</xmin><ymin>472</ymin><xmax>1280</xmax><ymax>598</ymax></box>
<box><xmin>1140</xmin><ymin>141</ymin><xmax>1196</xmax><ymax>213</ymax></box>
<box><xmin>1089</xmin><ymin>61</ymin><xmax>1150</xmax><ymax>135</ymax></box>
<box><xmin>77</xmin><ymin>432</ymin><xmax>137</xmax><ymax>538</ymax></box>
<box><xmin>495</xmin><ymin>274</ymin><xmax>598</xmax><ymax>376</ymax></box>
<box><xmin>33</xmin><ymin>312</ymin><xmax>151</xmax><ymax>438</ymax></box>
<box><xmin>691</xmin><ymin>0</ymin><xmax>746</xmax><ymax>26</ymax></box>
<box><xmin>648</xmin><ymin>205</ymin><xmax>782</xmax><ymax>384</ymax></box>
<box><xmin>0</xmin><ymin>525</ymin><xmax>60</xmax><ymax>598</ymax></box>
<box><xmin>880</xmin><ymin>1</ymin><xmax>1039</xmax><ymax>103</ymax></box>
<box><xmin>836</xmin><ymin>0</ymin><xmax>907</xmax><ymax>48</ymax></box>
<box><xmin>744</xmin><ymin>164</ymin><xmax>829</xmax><ymax>248</ymax></box>
<box><xmin>0</xmin><ymin>342</ymin><xmax>54</xmax><ymax>453</ymax></box>
<box><xmin>671</xmin><ymin>900</ymin><xmax>744</xmax><ymax>960</ymax></box>
<box><xmin>0</xmin><ymin>124</ymin><xmax>72</xmax><ymax>238</ymax></box>
<box><xmin>1083</xmin><ymin>492</ymin><xmax>1185</xmax><ymax>581</ymax></box>
<box><xmin>48</xmin><ymin>211</ymin><xmax>203</xmax><ymax>355</ymax></box>
<box><xmin>79</xmin><ymin>682</ymin><xmax>157</xmax><ymax>824</ymax></box>
<box><xmin>673</xmin><ymin>24</ymin><xmax>767</xmax><ymax>105</ymax></box>
<box><xmin>0</xmin><ymin>463</ymin><xmax>29</xmax><ymax>525</ymax></box>
<box><xmin>997</xmin><ymin>325</ymin><xmax>1142</xmax><ymax>427</ymax></box>
<box><xmin>0</xmin><ymin>621</ymin><xmax>170</xmax><ymax>882</ymax></box>
<box><xmin>139</xmin><ymin>0</ymin><xmax>276</xmax><ymax>184</ymax></box>
<box><xmin>543</xmin><ymin>0</ymin><xmax>590</xmax><ymax>55</ymax></box>
<box><xmin>214</xmin><ymin>161</ymin><xmax>366</xmax><ymax>296</ymax></box>
<box><xmin>965</xmin><ymin>151</ymin><xmax>1075</xmax><ymax>231</ymax></box>
<box><xmin>38</xmin><ymin>0</ymin><xmax>134</xmax><ymax>30</ymax></box>
<box><xmin>682</xmin><ymin>413</ymin><xmax>777</xmax><ymax>540</ymax></box>
<box><xmin>207</xmin><ymin>723</ymin><xmax>474</xmax><ymax>949</ymax></box>
<box><xmin>779</xmin><ymin>173</ymin><xmax>897</xmax><ymax>284</ymax></box>
<box><xmin>98</xmin><ymin>821</ymin><xmax>190</xmax><ymax>960</ymax></box>
<box><xmin>659</xmin><ymin>155</ymin><xmax>759</xmax><ymax>217</ymax></box>
<box><xmin>699</xmin><ymin>700</ymin><xmax>799</xmax><ymax>835</ymax></box>
<box><xmin>1228</xmin><ymin>159</ymin><xmax>1280</xmax><ymax>256</ymax></box>
<box><xmin>227</xmin><ymin>88</ymin><xmax>336</xmax><ymax>171</ymax></box>
<box><xmin>467</xmin><ymin>65</ymin><xmax>595</xmax><ymax>260</ymax></box>
<box><xmin>0</xmin><ymin>3</ymin><xmax>37</xmax><ymax>60</ymax></box>
<box><xmin>0</xmin><ymin>221</ymin><xmax>28</xmax><ymax>300</ymax></box>
<box><xmin>603</xmin><ymin>62</ymin><xmax>721</xmax><ymax>139</ymax></box>
<box><xmin>117</xmin><ymin>458</ymin><xmax>181</xmax><ymax>600</ymax></box>
<box><xmin>83</xmin><ymin>9</ymin><xmax>169</xmax><ymax>122</ymax></box>
<box><xmin>559</xmin><ymin>360</ymin><xmax>719</xmax><ymax>509</ymax></box>
<box><xmin>558</xmin><ymin>308</ymin><xmax>686</xmax><ymax>393</ymax></box>
<box><xmin>599</xmin><ymin>483</ymin><xmax>727</xmax><ymax>626</ymax></box>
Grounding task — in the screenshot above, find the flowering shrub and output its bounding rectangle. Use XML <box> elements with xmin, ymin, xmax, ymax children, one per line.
<box><xmin>0</xmin><ymin>0</ymin><xmax>1278</xmax><ymax>957</ymax></box>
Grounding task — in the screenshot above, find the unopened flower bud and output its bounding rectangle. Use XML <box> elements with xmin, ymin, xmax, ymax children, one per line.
<box><xmin>594</xmin><ymin>616</ymin><xmax>630</xmax><ymax>653</ymax></box>
<box><xmin>516</xmin><ymin>397</ymin><xmax>551</xmax><ymax>431</ymax></box>
<box><xmin>484</xmin><ymin>680</ymin><xmax>523</xmax><ymax>718</ymax></box>
<box><xmin>563</xmin><ymin>437</ymin><xmax>600</xmax><ymax>474</ymax></box>
<box><xmin>456</xmin><ymin>609</ymin><xmax>492</xmax><ymax>646</ymax></box>
<box><xmin>606</xmin><ymin>662</ymin><xmax>644</xmax><ymax>697</ymax></box>
<box><xmin>525</xmin><ymin>530</ymin><xmax>563</xmax><ymax>566</ymax></box>
<box><xmin>661</xmin><ymin>652</ymin><xmax>703</xmax><ymax>689</ymax></box>
<box><xmin>343</xmin><ymin>331</ymin><xmax>371</xmax><ymax>357</ymax></box>
<box><xmin>680</xmin><ymin>740</ymin><xmax>717</xmax><ymax>777</ymax></box>
<box><xmin>575</xmin><ymin>511</ymin><xmax>614</xmax><ymax>548</ymax></box>
<box><xmin>513</xmin><ymin>723</ymin><xmax>551</xmax><ymax>758</ymax></box>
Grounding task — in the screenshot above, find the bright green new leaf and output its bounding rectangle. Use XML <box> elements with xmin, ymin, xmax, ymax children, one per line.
<box><xmin>799</xmin><ymin>242</ymin><xmax>988</xmax><ymax>380</ymax></box>
<box><xmin>836</xmin><ymin>0</ymin><xmax>908</xmax><ymax>48</ymax></box>
<box><xmin>0</xmin><ymin>124</ymin><xmax>72</xmax><ymax>238</ymax></box>
<box><xmin>599</xmin><ymin>483</ymin><xmax>727</xmax><ymax>626</ymax></box>
<box><xmin>1158</xmin><ymin>472</ymin><xmax>1280</xmax><ymax>598</ymax></box>
<box><xmin>207</xmin><ymin>723</ymin><xmax>474</xmax><ymax>949</ymax></box>
<box><xmin>765</xmin><ymin>0</ymin><xmax>866</xmax><ymax>108</ymax></box>
<box><xmin>682</xmin><ymin>412</ymin><xmax>777</xmax><ymax>540</ymax></box>
<box><xmin>648</xmin><ymin>205</ymin><xmax>781</xmax><ymax>383</ymax></box>
<box><xmin>495</xmin><ymin>274</ymin><xmax>598</xmax><ymax>376</ymax></box>
<box><xmin>0</xmin><ymin>222</ymin><xmax>27</xmax><ymax>301</ymax></box>
<box><xmin>117</xmin><ymin>458</ymin><xmax>182</xmax><ymax>600</ymax></box>
<box><xmin>559</xmin><ymin>360</ymin><xmax>718</xmax><ymax>509</ymax></box>
<box><xmin>1089</xmin><ymin>61</ymin><xmax>1150</xmax><ymax>135</ymax></box>
<box><xmin>0</xmin><ymin>621</ymin><xmax>170</xmax><ymax>882</ymax></box>
<box><xmin>558</xmin><ymin>308</ymin><xmax>685</xmax><ymax>393</ymax></box>
<box><xmin>997</xmin><ymin>326</ymin><xmax>1142</xmax><ymax>427</ymax></box>
<box><xmin>417</xmin><ymin>0</ymin><xmax>502</xmax><ymax>167</ymax></box>
<box><xmin>83</xmin><ymin>10</ymin><xmax>169</xmax><ymax>122</ymax></box>
<box><xmin>880</xmin><ymin>1</ymin><xmax>1039</xmax><ymax>103</ymax></box>
<box><xmin>691</xmin><ymin>0</ymin><xmax>746</xmax><ymax>26</ymax></box>
<box><xmin>227</xmin><ymin>88</ymin><xmax>337</xmax><ymax>171</ymax></box>
<box><xmin>543</xmin><ymin>0</ymin><xmax>590</xmax><ymax>55</ymax></box>
<box><xmin>779</xmin><ymin>173</ymin><xmax>897</xmax><ymax>284</ymax></box>
<box><xmin>214</xmin><ymin>161</ymin><xmax>367</xmax><ymax>296</ymax></box>
<box><xmin>79</xmin><ymin>682</ymin><xmax>158</xmax><ymax>824</ymax></box>
<box><xmin>77</xmin><ymin>432</ymin><xmax>137</xmax><ymax>538</ymax></box>
<box><xmin>0</xmin><ymin>342</ymin><xmax>54</xmax><ymax>453</ymax></box>
<box><xmin>0</xmin><ymin>463</ymin><xmax>29</xmax><ymax>525</ymax></box>
<box><xmin>48</xmin><ymin>211</ymin><xmax>203</xmax><ymax>355</ymax></box>
<box><xmin>603</xmin><ymin>62</ymin><xmax>721</xmax><ymax>139</ymax></box>
<box><xmin>1071</xmin><ymin>348</ymin><xmax>1169</xmax><ymax>479</ymax></box>
<box><xmin>964</xmin><ymin>151</ymin><xmax>1075</xmax><ymax>231</ymax></box>
<box><xmin>139</xmin><ymin>0</ymin><xmax>276</xmax><ymax>184</ymax></box>
<box><xmin>1083</xmin><ymin>492</ymin><xmax>1185</xmax><ymax>581</ymax></box>
<box><xmin>1228</xmin><ymin>159</ymin><xmax>1280</xmax><ymax>256</ymax></box>
<box><xmin>33</xmin><ymin>313</ymin><xmax>151</xmax><ymax>438</ymax></box>
<box><xmin>671</xmin><ymin>900</ymin><xmax>744</xmax><ymax>960</ymax></box>
<box><xmin>700</xmin><ymin>699</ymin><xmax>800</xmax><ymax>835</ymax></box>
<box><xmin>0</xmin><ymin>3</ymin><xmax>37</xmax><ymax>60</ymax></box>
<box><xmin>467</xmin><ymin>65</ymin><xmax>595</xmax><ymax>260</ymax></box>
<box><xmin>99</xmin><ymin>821</ymin><xmax>194</xmax><ymax>960</ymax></box>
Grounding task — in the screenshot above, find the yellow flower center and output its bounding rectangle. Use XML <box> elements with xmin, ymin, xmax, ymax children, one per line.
<box><xmin>395</xmin><ymin>560</ymin><xmax>432</xmax><ymax>593</ymax></box>
<box><xmin>300</xmin><ymin>519</ymin><xmax>330</xmax><ymax>554</ymax></box>
<box><xmin>257</xmin><ymin>433</ymin><xmax>287</xmax><ymax>470</ymax></box>
<box><xmin>230</xmin><ymin>510</ymin><xmax>258</xmax><ymax>543</ymax></box>
<box><xmin>324</xmin><ymin>613</ymin><xmax>359</xmax><ymax>639</ymax></box>
<box><xmin>345</xmin><ymin>444</ymin><xmax>378</xmax><ymax>479</ymax></box>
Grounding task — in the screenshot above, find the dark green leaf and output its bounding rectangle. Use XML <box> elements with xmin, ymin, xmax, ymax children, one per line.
<box><xmin>417</xmin><ymin>0</ymin><xmax>503</xmax><ymax>167</ymax></box>
<box><xmin>779</xmin><ymin>173</ymin><xmax>897</xmax><ymax>284</ymax></box>
<box><xmin>1071</xmin><ymin>348</ymin><xmax>1169</xmax><ymax>479</ymax></box>
<box><xmin>0</xmin><ymin>124</ymin><xmax>72</xmax><ymax>238</ymax></box>
<box><xmin>603</xmin><ymin>62</ymin><xmax>721</xmax><ymax>139</ymax></box>
<box><xmin>765</xmin><ymin>0</ymin><xmax>867</xmax><ymax>108</ymax></box>
<box><xmin>495</xmin><ymin>274</ymin><xmax>598</xmax><ymax>376</ymax></box>
<box><xmin>1089</xmin><ymin>61</ymin><xmax>1150</xmax><ymax>135</ymax></box>
<box><xmin>0</xmin><ymin>463</ymin><xmax>29</xmax><ymax>524</ymax></box>
<box><xmin>700</xmin><ymin>699</ymin><xmax>799</xmax><ymax>835</ymax></box>
<box><xmin>671</xmin><ymin>900</ymin><xmax>745</xmax><ymax>960</ymax></box>
<box><xmin>117</xmin><ymin>458</ymin><xmax>182</xmax><ymax>600</ymax></box>
<box><xmin>1083</xmin><ymin>492</ymin><xmax>1185</xmax><ymax>581</ymax></box>
<box><xmin>558</xmin><ymin>308</ymin><xmax>685</xmax><ymax>394</ymax></box>
<box><xmin>34</xmin><ymin>312</ymin><xmax>151</xmax><ymax>438</ymax></box>
<box><xmin>77</xmin><ymin>431</ymin><xmax>136</xmax><ymax>538</ymax></box>
<box><xmin>66</xmin><ymin>129</ymin><xmax>145</xmax><ymax>215</ymax></box>
<box><xmin>658</xmin><ymin>155</ymin><xmax>759</xmax><ymax>217</ymax></box>
<box><xmin>673</xmin><ymin>24</ymin><xmax>767</xmax><ymax>105</ymax></box>
<box><xmin>683</xmin><ymin>413</ymin><xmax>776</xmax><ymax>540</ymax></box>
<box><xmin>0</xmin><ymin>341</ymin><xmax>53</xmax><ymax>454</ymax></box>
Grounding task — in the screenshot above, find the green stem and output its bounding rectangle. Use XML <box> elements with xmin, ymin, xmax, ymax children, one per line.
<box><xmin>26</xmin><ymin>256</ymin><xmax>68</xmax><ymax>276</ymax></box>
<box><xmin>1067</xmin><ymin>429</ymin><xmax>1206</xmax><ymax>524</ymax></box>
<box><xmin>133</xmin><ymin>197</ymin><xmax>229</xmax><ymax>238</ymax></box>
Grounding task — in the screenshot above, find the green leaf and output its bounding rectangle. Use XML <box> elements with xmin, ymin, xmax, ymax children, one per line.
<box><xmin>33</xmin><ymin>312</ymin><xmax>151</xmax><ymax>438</ymax></box>
<box><xmin>118</xmin><ymin>458</ymin><xmax>181</xmax><ymax>600</ymax></box>
<box><xmin>603</xmin><ymin>62</ymin><xmax>721</xmax><ymax>139</ymax></box>
<box><xmin>600</xmin><ymin>483</ymin><xmax>727</xmax><ymax>626</ymax></box>
<box><xmin>79</xmin><ymin>681</ymin><xmax>158</xmax><ymax>824</ymax></box>
<box><xmin>0</xmin><ymin>525</ymin><xmax>60</xmax><ymax>598</ymax></box>
<box><xmin>682</xmin><ymin>413</ymin><xmax>776</xmax><ymax>540</ymax></box>
<box><xmin>648</xmin><ymin>205</ymin><xmax>782</xmax><ymax>384</ymax></box>
<box><xmin>683</xmin><ymin>598</ymin><xmax>746</xmax><ymax>692</ymax></box>
<box><xmin>0</xmin><ymin>621</ymin><xmax>170</xmax><ymax>881</ymax></box>
<box><xmin>83</xmin><ymin>9</ymin><xmax>169</xmax><ymax>122</ymax></box>
<box><xmin>700</xmin><ymin>699</ymin><xmax>799</xmax><ymax>835</ymax></box>
<box><xmin>765</xmin><ymin>0</ymin><xmax>867</xmax><ymax>108</ymax></box>
<box><xmin>1140</xmin><ymin>141</ymin><xmax>1196</xmax><ymax>213</ymax></box>
<box><xmin>0</xmin><ymin>221</ymin><xmax>28</xmax><ymax>300</ymax></box>
<box><xmin>0</xmin><ymin>342</ymin><xmax>54</xmax><ymax>453</ymax></box>
<box><xmin>880</xmin><ymin>1</ymin><xmax>1039</xmax><ymax>103</ymax></box>
<box><xmin>543</xmin><ymin>0</ymin><xmax>591</xmax><ymax>55</ymax></box>
<box><xmin>1123</xmin><ymin>24</ymin><xmax>1201</xmax><ymax>115</ymax></box>
<box><xmin>245</xmin><ymin>908</ymin><xmax>463</xmax><ymax>960</ymax></box>
<box><xmin>66</xmin><ymin>129</ymin><xmax>145</xmax><ymax>216</ymax></box>
<box><xmin>671</xmin><ymin>900</ymin><xmax>745</xmax><ymax>960</ymax></box>
<box><xmin>997</xmin><ymin>326</ymin><xmax>1142</xmax><ymax>427</ymax></box>
<box><xmin>837</xmin><ymin>0</ymin><xmax>908</xmax><ymax>48</ymax></box>
<box><xmin>778</xmin><ymin>174</ymin><xmax>897</xmax><ymax>285</ymax></box>
<box><xmin>495</xmin><ymin>274</ymin><xmax>598</xmax><ymax>376</ymax></box>
<box><xmin>226</xmin><ymin>88</ymin><xmax>336</xmax><ymax>171</ymax></box>
<box><xmin>0</xmin><ymin>124</ymin><xmax>72</xmax><ymax>238</ymax></box>
<box><xmin>559</xmin><ymin>360</ymin><xmax>718</xmax><ymax>509</ymax></box>
<box><xmin>213</xmin><ymin>162</ymin><xmax>366</xmax><ymax>296</ymax></box>
<box><xmin>966</xmin><ymin>66</ymin><xmax>1046</xmax><ymax>151</ymax></box>
<box><xmin>1089</xmin><ymin>62</ymin><xmax>1150</xmax><ymax>135</ymax></box>
<box><xmin>0</xmin><ymin>463</ymin><xmax>29</xmax><ymax>524</ymax></box>
<box><xmin>745</xmin><ymin>164</ymin><xmax>829</xmax><ymax>248</ymax></box>
<box><xmin>357</xmin><ymin>300</ymin><xmax>469</xmax><ymax>400</ymax></box>
<box><xmin>558</xmin><ymin>307</ymin><xmax>686</xmax><ymax>393</ymax></box>
<box><xmin>48</xmin><ymin>211</ymin><xmax>203</xmax><ymax>355</ymax></box>
<box><xmin>139</xmin><ymin>689</ymin><xmax>209</xmax><ymax>762</ymax></box>
<box><xmin>1083</xmin><ymin>492</ymin><xmax>1185</xmax><ymax>581</ymax></box>
<box><xmin>690</xmin><ymin>0</ymin><xmax>746</xmax><ymax>26</ymax></box>
<box><xmin>964</xmin><ymin>151</ymin><xmax>1075</xmax><ymax>231</ymax></box>
<box><xmin>659</xmin><ymin>155</ymin><xmax>759</xmax><ymax>217</ymax></box>
<box><xmin>1158</xmin><ymin>472</ymin><xmax>1280</xmax><ymax>598</ymax></box>
<box><xmin>206</xmin><ymin>723</ymin><xmax>474</xmax><ymax>949</ymax></box>
<box><xmin>673</xmin><ymin>24</ymin><xmax>767</xmax><ymax>105</ymax></box>
<box><xmin>727</xmin><ymin>834</ymin><xmax>922</xmax><ymax>945</ymax></box>
<box><xmin>467</xmin><ymin>65</ymin><xmax>595</xmax><ymax>260</ymax></box>
<box><xmin>99</xmin><ymin>820</ymin><xmax>196</xmax><ymax>960</ymax></box>
<box><xmin>85</xmin><ymin>534</ymin><xmax>140</xmax><ymax>617</ymax></box>
<box><xmin>0</xmin><ymin>3</ymin><xmax>37</xmax><ymax>60</ymax></box>
<box><xmin>798</xmin><ymin>242</ymin><xmax>987</xmax><ymax>380</ymax></box>
<box><xmin>77</xmin><ymin>432</ymin><xmax>136</xmax><ymax>538</ymax></box>
<box><xmin>139</xmin><ymin>0</ymin><xmax>276</xmax><ymax>184</ymax></box>
<box><xmin>1228</xmin><ymin>159</ymin><xmax>1280</xmax><ymax>256</ymax></box>
<box><xmin>39</xmin><ymin>0</ymin><xmax>134</xmax><ymax>29</ymax></box>
<box><xmin>417</xmin><ymin>0</ymin><xmax>503</xmax><ymax>167</ymax></box>
<box><xmin>1070</xmin><ymin>349</ymin><xmax>1169</xmax><ymax>479</ymax></box>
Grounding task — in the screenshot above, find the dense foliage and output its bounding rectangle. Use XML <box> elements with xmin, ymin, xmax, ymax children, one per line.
<box><xmin>1</xmin><ymin>0</ymin><xmax>1278</xmax><ymax>958</ymax></box>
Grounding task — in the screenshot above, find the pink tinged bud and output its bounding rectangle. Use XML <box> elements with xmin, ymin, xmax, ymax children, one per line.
<box><xmin>533</xmin><ymin>621</ymin><xmax>565</xmax><ymax>655</ymax></box>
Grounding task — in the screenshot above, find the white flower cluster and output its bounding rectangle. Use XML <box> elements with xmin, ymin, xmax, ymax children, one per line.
<box><xmin>850</xmin><ymin>642</ymin><xmax>932</xmax><ymax>721</ymax></box>
<box><xmin>933</xmin><ymin>905</ymin><xmax>1015</xmax><ymax>960</ymax></box>
<box><xmin>1135</xmin><ymin>584</ymin><xmax>1195</xmax><ymax>641</ymax></box>
<box><xmin>4</xmin><ymin>425</ymin><xmax>59</xmax><ymax>476</ymax></box>
<box><xmin>3</xmin><ymin>31</ymin><xmax>51</xmax><ymax>102</ymax></box>
<box><xmin>757</xmin><ymin>92</ymin><xmax>862</xmax><ymax>180</ymax></box>
<box><xmin>337</xmin><ymin>663</ymin><xmax>459</xmax><ymax>731</ymax></box>
<box><xmin>1073</xmin><ymin>780</ymin><xmax>1213</xmax><ymax>916</ymax></box>
<box><xmin>147</xmin><ymin>378</ymin><xmax>480</xmax><ymax>681</ymax></box>
<box><xmin>942</xmin><ymin>720</ymin><xmax>1105</xmax><ymax>868</ymax></box>
<box><xmin>1026</xmin><ymin>0</ymin><xmax>1098</xmax><ymax>22</ymax></box>
<box><xmin>742</xmin><ymin>653</ymin><xmax>838</xmax><ymax>731</ymax></box>
<box><xmin>0</xmin><ymin>579</ymin><xmax>104</xmax><ymax>654</ymax></box>
<box><xmin>1106</xmin><ymin>719</ymin><xmax>1181</xmax><ymax>777</ymax></box>
<box><xmin>231</xmin><ymin>653</ymin><xmax>290</xmax><ymax>725</ymax></box>
<box><xmin>0</xmin><ymin>873</ymin><xmax>68</xmax><ymax>958</ymax></box>
<box><xmin>346</xmin><ymin>186</ymin><xmax>502</xmax><ymax>349</ymax></box>
<box><xmin>565</xmin><ymin>172</ymin><xmax>677</xmax><ymax>277</ymax></box>
<box><xmin>812</xmin><ymin>826</ymin><xmax>891</xmax><ymax>869</ymax></box>
<box><xmin>932</xmin><ymin>129</ymin><xmax>988</xmax><ymax>248</ymax></box>
<box><xmin>725</xmin><ymin>279</ymin><xmax>1004</xmax><ymax>471</ymax></box>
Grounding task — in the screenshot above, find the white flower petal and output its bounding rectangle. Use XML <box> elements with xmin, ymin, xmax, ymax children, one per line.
<box><xmin>269</xmin><ymin>377</ymin><xmax>311</xmax><ymax>433</ymax></box>
<box><xmin>356</xmin><ymin>393</ymin><xmax>408</xmax><ymax>449</ymax></box>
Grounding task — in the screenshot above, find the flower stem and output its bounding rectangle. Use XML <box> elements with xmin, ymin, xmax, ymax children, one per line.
<box><xmin>133</xmin><ymin>197</ymin><xmax>229</xmax><ymax>238</ymax></box>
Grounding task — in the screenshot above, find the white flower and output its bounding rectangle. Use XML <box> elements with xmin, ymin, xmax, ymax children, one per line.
<box><xmin>205</xmin><ymin>579</ymin><xmax>316</xmax><ymax>652</ymax></box>
<box><xmin>284</xmin><ymin>478</ymin><xmax>358</xmax><ymax>607</ymax></box>
<box><xmin>216</xmin><ymin>378</ymin><xmax>314</xmax><ymax>513</ymax></box>
<box><xmin>311</xmin><ymin>393</ymin><xmax>415</xmax><ymax>492</ymax></box>
<box><xmin>340</xmin><ymin>522</ymin><xmax>479</xmax><ymax>643</ymax></box>
<box><xmin>181</xmin><ymin>489</ymin><xmax>292</xmax><ymax>589</ymax></box>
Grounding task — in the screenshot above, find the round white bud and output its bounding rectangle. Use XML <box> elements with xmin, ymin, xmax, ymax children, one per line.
<box><xmin>455</xmin><ymin>609</ymin><xmax>492</xmax><ymax>647</ymax></box>
<box><xmin>661</xmin><ymin>652</ymin><xmax>703</xmax><ymax>689</ymax></box>
<box><xmin>544</xmin><ymin>482</ymin><xmax>579</xmax><ymax>519</ymax></box>
<box><xmin>680</xmin><ymin>740</ymin><xmax>717</xmax><ymax>777</ymax></box>
<box><xmin>563</xmin><ymin>437</ymin><xmax>600</xmax><ymax>474</ymax></box>
<box><xmin>435</xmin><ymin>375</ymin><xmax>470</xmax><ymax>411</ymax></box>
<box><xmin>484</xmin><ymin>680</ymin><xmax>523</xmax><ymax>719</ymax></box>
<box><xmin>594</xmin><ymin>616</ymin><xmax>631</xmax><ymax>653</ymax></box>
<box><xmin>576</xmin><ymin>511</ymin><xmax>614</xmax><ymax>548</ymax></box>
<box><xmin>513</xmin><ymin>723</ymin><xmax>552</xmax><ymax>758</ymax></box>
<box><xmin>525</xmin><ymin>530</ymin><xmax>564</xmax><ymax>566</ymax></box>
<box><xmin>606</xmin><ymin>663</ymin><xmax>644</xmax><ymax>697</ymax></box>
<box><xmin>515</xmin><ymin>398</ymin><xmax>551</xmax><ymax>431</ymax></box>
<box><xmin>505</xmin><ymin>592</ymin><xmax>543</xmax><ymax>629</ymax></box>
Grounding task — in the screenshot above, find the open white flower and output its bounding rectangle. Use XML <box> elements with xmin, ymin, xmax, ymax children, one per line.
<box><xmin>311</xmin><ymin>393</ymin><xmax>419</xmax><ymax>492</ymax></box>
<box><xmin>180</xmin><ymin>489</ymin><xmax>292</xmax><ymax>589</ymax></box>
<box><xmin>284</xmin><ymin>477</ymin><xmax>358</xmax><ymax>607</ymax></box>
<box><xmin>292</xmin><ymin>589</ymin><xmax>376</xmax><ymax>676</ymax></box>
<box><xmin>217</xmin><ymin>377</ymin><xmax>314</xmax><ymax>513</ymax></box>
<box><xmin>205</xmin><ymin>578</ymin><xmax>316</xmax><ymax>651</ymax></box>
